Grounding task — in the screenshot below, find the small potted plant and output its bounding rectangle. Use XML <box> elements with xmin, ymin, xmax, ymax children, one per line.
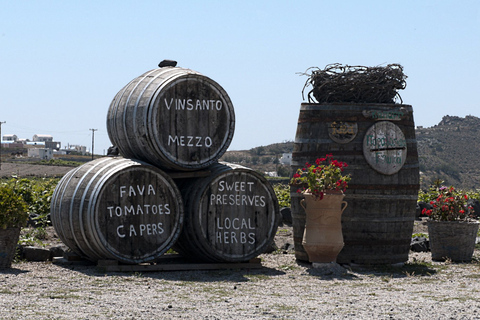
<box><xmin>421</xmin><ymin>183</ymin><xmax>478</xmax><ymax>262</ymax></box>
<box><xmin>0</xmin><ymin>184</ymin><xmax>28</xmax><ymax>268</ymax></box>
<box><xmin>290</xmin><ymin>154</ymin><xmax>351</xmax><ymax>265</ymax></box>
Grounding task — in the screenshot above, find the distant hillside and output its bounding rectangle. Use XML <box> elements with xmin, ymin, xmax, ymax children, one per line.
<box><xmin>222</xmin><ymin>115</ymin><xmax>480</xmax><ymax>190</ymax></box>
<box><xmin>221</xmin><ymin>141</ymin><xmax>295</xmax><ymax>177</ymax></box>
<box><xmin>416</xmin><ymin>115</ymin><xmax>480</xmax><ymax>190</ymax></box>
<box><xmin>5</xmin><ymin>116</ymin><xmax>478</xmax><ymax>191</ymax></box>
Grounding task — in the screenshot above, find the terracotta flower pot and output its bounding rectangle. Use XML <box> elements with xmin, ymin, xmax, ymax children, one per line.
<box><xmin>301</xmin><ymin>191</ymin><xmax>347</xmax><ymax>263</ymax></box>
<box><xmin>427</xmin><ymin>220</ymin><xmax>479</xmax><ymax>262</ymax></box>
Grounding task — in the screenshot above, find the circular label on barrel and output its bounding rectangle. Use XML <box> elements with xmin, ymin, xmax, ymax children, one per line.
<box><xmin>198</xmin><ymin>170</ymin><xmax>277</xmax><ymax>260</ymax></box>
<box><xmin>363</xmin><ymin>121</ymin><xmax>407</xmax><ymax>175</ymax></box>
<box><xmin>328</xmin><ymin>121</ymin><xmax>358</xmax><ymax>144</ymax></box>
<box><xmin>151</xmin><ymin>77</ymin><xmax>234</xmax><ymax>167</ymax></box>
<box><xmin>94</xmin><ymin>167</ymin><xmax>183</xmax><ymax>261</ymax></box>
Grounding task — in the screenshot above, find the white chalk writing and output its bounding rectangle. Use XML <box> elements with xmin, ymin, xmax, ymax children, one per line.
<box><xmin>218</xmin><ymin>181</ymin><xmax>255</xmax><ymax>192</ymax></box>
<box><xmin>210</xmin><ymin>194</ymin><xmax>266</xmax><ymax>207</ymax></box>
<box><xmin>116</xmin><ymin>223</ymin><xmax>164</xmax><ymax>238</ymax></box>
<box><xmin>119</xmin><ymin>184</ymin><xmax>156</xmax><ymax>197</ymax></box>
<box><xmin>215</xmin><ymin>218</ymin><xmax>255</xmax><ymax>244</ymax></box>
<box><xmin>107</xmin><ymin>183</ymin><xmax>170</xmax><ymax>239</ymax></box>
<box><xmin>107</xmin><ymin>204</ymin><xmax>170</xmax><ymax>218</ymax></box>
<box><xmin>164</xmin><ymin>98</ymin><xmax>223</xmax><ymax>111</ymax></box>
<box><xmin>168</xmin><ymin>135</ymin><xmax>213</xmax><ymax>147</ymax></box>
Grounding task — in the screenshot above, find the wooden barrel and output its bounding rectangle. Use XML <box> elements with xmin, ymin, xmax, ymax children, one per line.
<box><xmin>175</xmin><ymin>162</ymin><xmax>280</xmax><ymax>262</ymax></box>
<box><xmin>50</xmin><ymin>157</ymin><xmax>184</xmax><ymax>264</ymax></box>
<box><xmin>107</xmin><ymin>66</ymin><xmax>235</xmax><ymax>171</ymax></box>
<box><xmin>291</xmin><ymin>103</ymin><xmax>419</xmax><ymax>265</ymax></box>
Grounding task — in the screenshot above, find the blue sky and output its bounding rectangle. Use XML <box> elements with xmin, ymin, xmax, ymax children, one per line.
<box><xmin>1</xmin><ymin>1</ymin><xmax>479</xmax><ymax>154</ymax></box>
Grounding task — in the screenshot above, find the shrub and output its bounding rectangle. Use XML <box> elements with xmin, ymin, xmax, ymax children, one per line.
<box><xmin>2</xmin><ymin>177</ymin><xmax>59</xmax><ymax>226</ymax></box>
<box><xmin>273</xmin><ymin>184</ymin><xmax>290</xmax><ymax>208</ymax></box>
<box><xmin>0</xmin><ymin>185</ymin><xmax>28</xmax><ymax>228</ymax></box>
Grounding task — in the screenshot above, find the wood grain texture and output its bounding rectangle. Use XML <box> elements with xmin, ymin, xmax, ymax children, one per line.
<box><xmin>175</xmin><ymin>162</ymin><xmax>280</xmax><ymax>262</ymax></box>
<box><xmin>107</xmin><ymin>67</ymin><xmax>235</xmax><ymax>171</ymax></box>
<box><xmin>291</xmin><ymin>103</ymin><xmax>420</xmax><ymax>265</ymax></box>
<box><xmin>50</xmin><ymin>157</ymin><xmax>184</xmax><ymax>264</ymax></box>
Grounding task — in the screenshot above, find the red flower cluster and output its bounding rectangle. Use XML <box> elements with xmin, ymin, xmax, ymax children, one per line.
<box><xmin>315</xmin><ymin>154</ymin><xmax>348</xmax><ymax>170</ymax></box>
<box><xmin>336</xmin><ymin>180</ymin><xmax>348</xmax><ymax>189</ymax></box>
<box><xmin>290</xmin><ymin>154</ymin><xmax>351</xmax><ymax>200</ymax></box>
<box><xmin>421</xmin><ymin>186</ymin><xmax>474</xmax><ymax>221</ymax></box>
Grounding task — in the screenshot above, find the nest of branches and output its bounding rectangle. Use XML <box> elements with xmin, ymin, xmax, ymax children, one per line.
<box><xmin>302</xmin><ymin>63</ymin><xmax>407</xmax><ymax>104</ymax></box>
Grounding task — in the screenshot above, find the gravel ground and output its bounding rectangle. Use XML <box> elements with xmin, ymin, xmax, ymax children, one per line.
<box><xmin>2</xmin><ymin>222</ymin><xmax>480</xmax><ymax>320</ymax></box>
<box><xmin>1</xmin><ymin>251</ymin><xmax>480</xmax><ymax>319</ymax></box>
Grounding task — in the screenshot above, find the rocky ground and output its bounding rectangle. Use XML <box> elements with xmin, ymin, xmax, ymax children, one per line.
<box><xmin>2</xmin><ymin>218</ymin><xmax>480</xmax><ymax>319</ymax></box>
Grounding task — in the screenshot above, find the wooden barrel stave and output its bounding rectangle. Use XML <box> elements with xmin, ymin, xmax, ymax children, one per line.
<box><xmin>51</xmin><ymin>166</ymin><xmax>83</xmax><ymax>254</ymax></box>
<box><xmin>72</xmin><ymin>158</ymin><xmax>135</xmax><ymax>260</ymax></box>
<box><xmin>110</xmin><ymin>69</ymin><xmax>173</xmax><ymax>159</ymax></box>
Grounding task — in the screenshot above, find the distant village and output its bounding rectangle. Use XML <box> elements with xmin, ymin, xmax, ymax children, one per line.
<box><xmin>1</xmin><ymin>133</ymin><xmax>88</xmax><ymax>160</ymax></box>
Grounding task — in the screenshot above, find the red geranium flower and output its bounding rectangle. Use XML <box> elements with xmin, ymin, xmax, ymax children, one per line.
<box><xmin>290</xmin><ymin>154</ymin><xmax>351</xmax><ymax>200</ymax></box>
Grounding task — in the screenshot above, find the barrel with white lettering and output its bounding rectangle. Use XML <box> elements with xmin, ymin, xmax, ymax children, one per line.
<box><xmin>107</xmin><ymin>65</ymin><xmax>235</xmax><ymax>171</ymax></box>
<box><xmin>175</xmin><ymin>162</ymin><xmax>280</xmax><ymax>262</ymax></box>
<box><xmin>50</xmin><ymin>157</ymin><xmax>184</xmax><ymax>264</ymax></box>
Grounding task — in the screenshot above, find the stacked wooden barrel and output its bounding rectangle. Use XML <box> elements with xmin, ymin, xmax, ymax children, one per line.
<box><xmin>50</xmin><ymin>157</ymin><xmax>184</xmax><ymax>264</ymax></box>
<box><xmin>106</xmin><ymin>66</ymin><xmax>235</xmax><ymax>171</ymax></box>
<box><xmin>51</xmin><ymin>62</ymin><xmax>279</xmax><ymax>264</ymax></box>
<box><xmin>175</xmin><ymin>162</ymin><xmax>279</xmax><ymax>262</ymax></box>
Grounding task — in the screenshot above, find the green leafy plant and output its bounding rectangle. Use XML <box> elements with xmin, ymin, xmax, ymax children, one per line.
<box><xmin>273</xmin><ymin>184</ymin><xmax>290</xmax><ymax>208</ymax></box>
<box><xmin>2</xmin><ymin>176</ymin><xmax>58</xmax><ymax>227</ymax></box>
<box><xmin>421</xmin><ymin>183</ymin><xmax>474</xmax><ymax>221</ymax></box>
<box><xmin>38</xmin><ymin>159</ymin><xmax>83</xmax><ymax>167</ymax></box>
<box><xmin>0</xmin><ymin>185</ymin><xmax>28</xmax><ymax>229</ymax></box>
<box><xmin>290</xmin><ymin>154</ymin><xmax>351</xmax><ymax>200</ymax></box>
<box><xmin>18</xmin><ymin>229</ymin><xmax>47</xmax><ymax>247</ymax></box>
<box><xmin>412</xmin><ymin>233</ymin><xmax>428</xmax><ymax>238</ymax></box>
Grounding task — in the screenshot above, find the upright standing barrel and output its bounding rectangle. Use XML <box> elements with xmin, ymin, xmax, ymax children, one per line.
<box><xmin>291</xmin><ymin>103</ymin><xmax>419</xmax><ymax>265</ymax></box>
<box><xmin>107</xmin><ymin>65</ymin><xmax>235</xmax><ymax>171</ymax></box>
<box><xmin>175</xmin><ymin>162</ymin><xmax>280</xmax><ymax>262</ymax></box>
<box><xmin>50</xmin><ymin>157</ymin><xmax>184</xmax><ymax>264</ymax></box>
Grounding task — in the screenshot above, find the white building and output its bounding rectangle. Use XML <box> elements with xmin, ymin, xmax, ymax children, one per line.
<box><xmin>53</xmin><ymin>149</ymin><xmax>67</xmax><ymax>155</ymax></box>
<box><xmin>28</xmin><ymin>148</ymin><xmax>54</xmax><ymax>160</ymax></box>
<box><xmin>32</xmin><ymin>134</ymin><xmax>53</xmax><ymax>142</ymax></box>
<box><xmin>65</xmin><ymin>145</ymin><xmax>87</xmax><ymax>155</ymax></box>
<box><xmin>264</xmin><ymin>171</ymin><xmax>278</xmax><ymax>177</ymax></box>
<box><xmin>2</xmin><ymin>134</ymin><xmax>18</xmax><ymax>142</ymax></box>
<box><xmin>279</xmin><ymin>153</ymin><xmax>292</xmax><ymax>165</ymax></box>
